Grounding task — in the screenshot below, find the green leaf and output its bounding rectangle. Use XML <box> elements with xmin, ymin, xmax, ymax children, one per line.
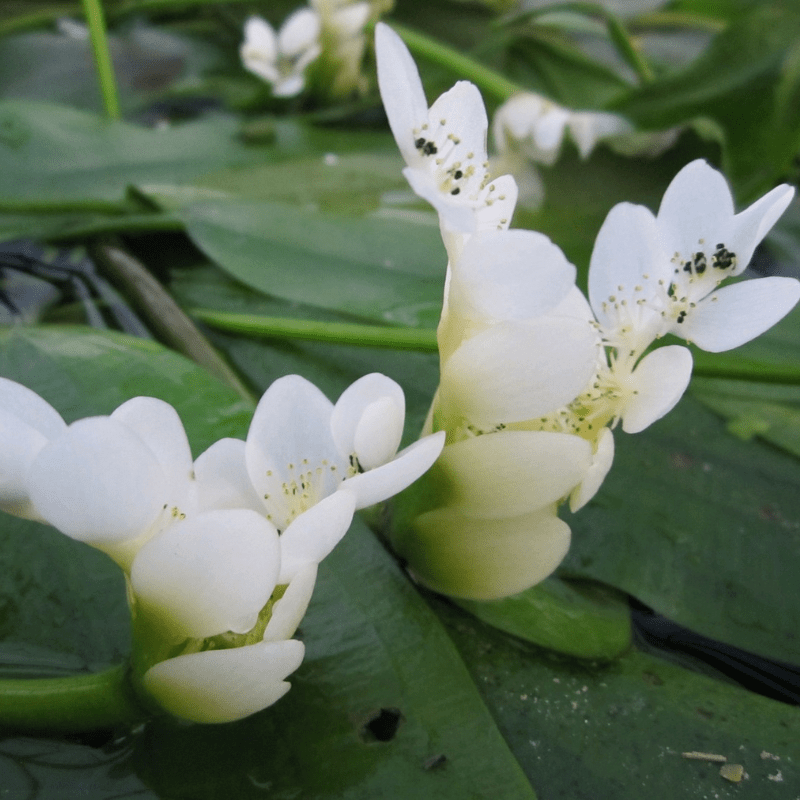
<box><xmin>180</xmin><ymin>200</ymin><xmax>446</xmax><ymax>328</ymax></box>
<box><xmin>0</xmin><ymin>100</ymin><xmax>254</xmax><ymax>206</ymax></box>
<box><xmin>563</xmin><ymin>393</ymin><xmax>800</xmax><ymax>665</ymax></box>
<box><xmin>455</xmin><ymin>576</ymin><xmax>631</xmax><ymax>660</ymax></box>
<box><xmin>439</xmin><ymin>600</ymin><xmax>800</xmax><ymax>799</ymax></box>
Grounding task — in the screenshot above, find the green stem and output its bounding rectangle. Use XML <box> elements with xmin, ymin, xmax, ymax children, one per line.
<box><xmin>193</xmin><ymin>309</ymin><xmax>439</xmax><ymax>352</ymax></box>
<box><xmin>390</xmin><ymin>22</ymin><xmax>526</xmax><ymax>102</ymax></box>
<box><xmin>81</xmin><ymin>0</ymin><xmax>121</xmax><ymax>120</ymax></box>
<box><xmin>691</xmin><ymin>354</ymin><xmax>800</xmax><ymax>385</ymax></box>
<box><xmin>0</xmin><ymin>665</ymin><xmax>147</xmax><ymax>732</ymax></box>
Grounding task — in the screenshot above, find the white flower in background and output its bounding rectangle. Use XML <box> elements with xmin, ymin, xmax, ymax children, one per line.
<box><xmin>494</xmin><ymin>92</ymin><xmax>634</xmax><ymax>168</ymax></box>
<box><xmin>375</xmin><ymin>22</ymin><xmax>517</xmax><ymax>237</ymax></box>
<box><xmin>589</xmin><ymin>160</ymin><xmax>800</xmax><ymax>354</ymax></box>
<box><xmin>195</xmin><ymin>373</ymin><xmax>444</xmax><ymax>579</ymax></box>
<box><xmin>310</xmin><ymin>0</ymin><xmax>373</xmax><ymax>97</ymax></box>
<box><xmin>241</xmin><ymin>11</ymin><xmax>322</xmax><ymax>97</ymax></box>
<box><xmin>492</xmin><ymin>91</ymin><xmax>678</xmax><ymax>207</ymax></box>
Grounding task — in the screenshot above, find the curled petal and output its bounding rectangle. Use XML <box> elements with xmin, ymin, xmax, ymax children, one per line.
<box><xmin>263</xmin><ymin>563</ymin><xmax>318</xmax><ymax>642</ymax></box>
<box><xmin>404</xmin><ymin>505</ymin><xmax>571</xmax><ymax>600</ymax></box>
<box><xmin>449</xmin><ymin>229</ymin><xmax>576</xmax><ymax>323</ymax></box>
<box><xmin>278</xmin><ymin>491</ymin><xmax>355</xmax><ymax>583</ymax></box>
<box><xmin>440</xmin><ymin>318</ymin><xmax>599</xmax><ymax>425</ymax></box>
<box><xmin>131</xmin><ymin>509</ymin><xmax>281</xmax><ymax>640</ymax></box>
<box><xmin>621</xmin><ymin>346</ymin><xmax>693</xmax><ymax>434</ymax></box>
<box><xmin>143</xmin><ymin>639</ymin><xmax>305</xmax><ymax>723</ymax></box>
<box><xmin>569</xmin><ymin>428</ymin><xmax>615</xmax><ymax>512</ymax></box>
<box><xmin>342</xmin><ymin>432</ymin><xmax>445</xmax><ymax>510</ymax></box>
<box><xmin>678</xmin><ymin>276</ymin><xmax>800</xmax><ymax>352</ymax></box>
<box><xmin>331</xmin><ymin>374</ymin><xmax>405</xmax><ymax>469</ymax></box>
<box><xmin>433</xmin><ymin>431</ymin><xmax>592</xmax><ymax>518</ymax></box>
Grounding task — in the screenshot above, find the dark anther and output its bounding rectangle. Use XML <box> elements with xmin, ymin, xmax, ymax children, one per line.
<box><xmin>450</xmin><ymin>187</ymin><xmax>460</xmax><ymax>195</ymax></box>
<box><xmin>361</xmin><ymin>708</ymin><xmax>403</xmax><ymax>742</ymax></box>
<box><xmin>676</xmin><ymin>311</ymin><xmax>687</xmax><ymax>324</ymax></box>
<box><xmin>693</xmin><ymin>252</ymin><xmax>707</xmax><ymax>274</ymax></box>
<box><xmin>712</xmin><ymin>244</ymin><xmax>735</xmax><ymax>270</ymax></box>
<box><xmin>414</xmin><ymin>137</ymin><xmax>425</xmax><ymax>149</ymax></box>
<box><xmin>453</xmin><ymin>170</ymin><xmax>463</xmax><ymax>180</ymax></box>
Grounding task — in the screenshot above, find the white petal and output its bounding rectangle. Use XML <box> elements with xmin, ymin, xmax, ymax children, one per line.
<box><xmin>569</xmin><ymin>427</ymin><xmax>614</xmax><ymax>511</ymax></box>
<box><xmin>342</xmin><ymin>431</ymin><xmax>445</xmax><ymax>510</ymax></box>
<box><xmin>621</xmin><ymin>345</ymin><xmax>693</xmax><ymax>433</ymax></box>
<box><xmin>273</xmin><ymin>73</ymin><xmax>308</xmax><ymax>98</ymax></box>
<box><xmin>433</xmin><ymin>431</ymin><xmax>592</xmax><ymax>517</ymax></box>
<box><xmin>111</xmin><ymin>397</ymin><xmax>195</xmax><ymax>510</ymax></box>
<box><xmin>728</xmin><ymin>184</ymin><xmax>794</xmax><ymax>270</ymax></box>
<box><xmin>263</xmin><ymin>563</ymin><xmax>318</xmax><ymax>642</ymax></box>
<box><xmin>678</xmin><ymin>276</ymin><xmax>800</xmax><ymax>352</ymax></box>
<box><xmin>278</xmin><ymin>8</ymin><xmax>321</xmax><ymax>56</ymax></box>
<box><xmin>404</xmin><ymin>505</ymin><xmax>571</xmax><ymax>600</ymax></box>
<box><xmin>131</xmin><ymin>509</ymin><xmax>280</xmax><ymax>640</ymax></box>
<box><xmin>588</xmin><ymin>202</ymin><xmax>667</xmax><ymax>333</ymax></box>
<box><xmin>426</xmin><ymin>81</ymin><xmax>488</xmax><ymax>167</ymax></box>
<box><xmin>193</xmin><ymin>438</ymin><xmax>265</xmax><ymax>514</ymax></box>
<box><xmin>474</xmin><ymin>173</ymin><xmax>519</xmax><ymax>234</ymax></box>
<box><xmin>331</xmin><ymin>374</ymin><xmax>405</xmax><ymax>469</ymax></box>
<box><xmin>567</xmin><ymin>111</ymin><xmax>631</xmax><ymax>159</ymax></box>
<box><xmin>0</xmin><ymin>379</ymin><xmax>66</xmax><ymax>518</ymax></box>
<box><xmin>26</xmin><ymin>417</ymin><xmax>165</xmax><ymax>547</ymax></box>
<box><xmin>656</xmin><ymin>160</ymin><xmax>739</xmax><ymax>271</ymax></box>
<box><xmin>278</xmin><ymin>491</ymin><xmax>355</xmax><ymax>583</ymax></box>
<box><xmin>440</xmin><ymin>319</ymin><xmax>599</xmax><ymax>425</ymax></box>
<box><xmin>0</xmin><ymin>378</ymin><xmax>66</xmax><ymax>439</ymax></box>
<box><xmin>243</xmin><ymin>16</ymin><xmax>278</xmax><ymax>60</ymax></box>
<box><xmin>450</xmin><ymin>229</ymin><xmax>575</xmax><ymax>323</ymax></box>
<box><xmin>375</xmin><ymin>23</ymin><xmax>430</xmax><ymax>164</ymax></box>
<box><xmin>143</xmin><ymin>639</ymin><xmax>305</xmax><ymax>723</ymax></box>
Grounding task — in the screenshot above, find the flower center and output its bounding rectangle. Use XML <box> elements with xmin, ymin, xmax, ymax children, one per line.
<box><xmin>412</xmin><ymin>116</ymin><xmax>493</xmax><ymax>201</ymax></box>
<box><xmin>262</xmin><ymin>455</ymin><xmax>359</xmax><ymax>532</ymax></box>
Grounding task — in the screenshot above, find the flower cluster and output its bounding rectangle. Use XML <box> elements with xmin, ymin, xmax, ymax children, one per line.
<box><xmin>241</xmin><ymin>0</ymin><xmax>392</xmax><ymax>99</ymax></box>
<box><xmin>376</xmin><ymin>22</ymin><xmax>800</xmax><ymax>600</ymax></box>
<box><xmin>0</xmin><ymin>373</ymin><xmax>443</xmax><ymax>722</ymax></box>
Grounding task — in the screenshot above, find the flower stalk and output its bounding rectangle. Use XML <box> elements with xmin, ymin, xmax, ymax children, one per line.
<box><xmin>81</xmin><ymin>0</ymin><xmax>121</xmax><ymax>120</ymax></box>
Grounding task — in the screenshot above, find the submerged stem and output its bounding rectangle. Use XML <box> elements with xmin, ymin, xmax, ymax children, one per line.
<box><xmin>0</xmin><ymin>664</ymin><xmax>147</xmax><ymax>732</ymax></box>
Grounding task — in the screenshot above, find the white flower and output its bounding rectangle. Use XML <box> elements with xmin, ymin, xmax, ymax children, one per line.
<box><xmin>195</xmin><ymin>373</ymin><xmax>444</xmax><ymax>579</ymax></box>
<box><xmin>589</xmin><ymin>160</ymin><xmax>800</xmax><ymax>354</ymax></box>
<box><xmin>375</xmin><ymin>22</ymin><xmax>517</xmax><ymax>237</ymax></box>
<box><xmin>310</xmin><ymin>0</ymin><xmax>373</xmax><ymax>97</ymax></box>
<box><xmin>132</xmin><ymin>511</ymin><xmax>321</xmax><ymax>724</ymax></box>
<box><xmin>493</xmin><ymin>92</ymin><xmax>634</xmax><ymax>168</ymax></box>
<box><xmin>241</xmin><ymin>11</ymin><xmax>322</xmax><ymax>97</ymax></box>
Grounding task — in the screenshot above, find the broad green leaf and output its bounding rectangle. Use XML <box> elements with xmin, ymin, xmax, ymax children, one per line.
<box><xmin>455</xmin><ymin>577</ymin><xmax>631</xmax><ymax>661</ymax></box>
<box><xmin>0</xmin><ymin>100</ymin><xmax>254</xmax><ymax>206</ymax></box>
<box><xmin>179</xmin><ymin>200</ymin><xmax>446</xmax><ymax>328</ymax></box>
<box><xmin>439</xmin><ymin>600</ymin><xmax>800</xmax><ymax>799</ymax></box>
<box><xmin>692</xmin><ymin>378</ymin><xmax>800</xmax><ymax>458</ymax></box>
<box><xmin>563</xmin><ymin>393</ymin><xmax>800</xmax><ymax>665</ymax></box>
